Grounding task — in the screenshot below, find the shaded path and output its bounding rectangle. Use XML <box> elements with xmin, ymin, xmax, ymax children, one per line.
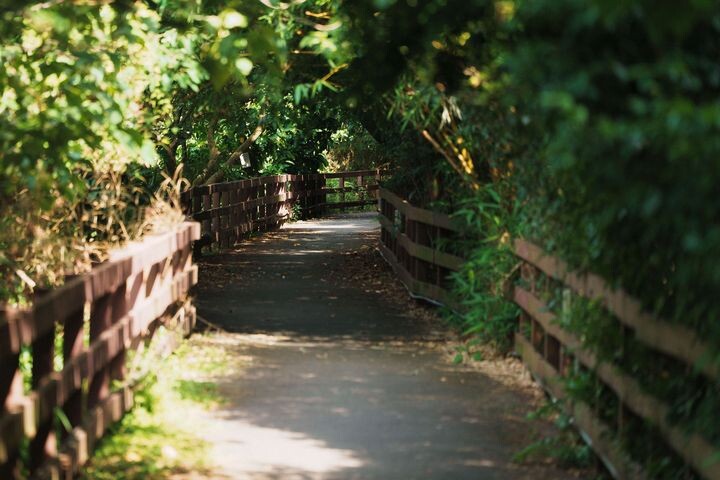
<box><xmin>194</xmin><ymin>212</ymin><xmax>576</xmax><ymax>479</ymax></box>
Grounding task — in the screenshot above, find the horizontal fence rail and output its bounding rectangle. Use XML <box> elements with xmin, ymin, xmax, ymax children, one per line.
<box><xmin>0</xmin><ymin>222</ymin><xmax>200</xmax><ymax>479</ymax></box>
<box><xmin>377</xmin><ymin>188</ymin><xmax>464</xmax><ymax>306</ymax></box>
<box><xmin>375</xmin><ymin>190</ymin><xmax>718</xmax><ymax>478</ymax></box>
<box><xmin>512</xmin><ymin>239</ymin><xmax>720</xmax><ymax>480</ymax></box>
<box><xmin>181</xmin><ymin>170</ymin><xmax>384</xmax><ymax>252</ymax></box>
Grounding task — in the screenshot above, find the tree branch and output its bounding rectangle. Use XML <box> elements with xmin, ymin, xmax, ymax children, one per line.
<box><xmin>191</xmin><ymin>113</ymin><xmax>223</xmax><ymax>187</ymax></box>
<box><xmin>421</xmin><ymin>129</ymin><xmax>478</xmax><ymax>190</ymax></box>
<box><xmin>192</xmin><ymin>115</ymin><xmax>267</xmax><ymax>186</ymax></box>
<box><xmin>202</xmin><ymin>121</ymin><xmax>265</xmax><ymax>185</ymax></box>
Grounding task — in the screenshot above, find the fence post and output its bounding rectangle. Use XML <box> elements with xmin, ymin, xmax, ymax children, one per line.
<box><xmin>0</xmin><ymin>319</ymin><xmax>23</xmax><ymax>480</ymax></box>
<box><xmin>109</xmin><ymin>283</ymin><xmax>128</xmax><ymax>385</ymax></box>
<box><xmin>62</xmin><ymin>303</ymin><xmax>84</xmax><ymax>435</ymax></box>
<box><xmin>320</xmin><ymin>175</ymin><xmax>327</xmax><ymax>217</ymax></box>
<box><xmin>200</xmin><ymin>193</ymin><xmax>211</xmax><ymax>255</ymax></box>
<box><xmin>29</xmin><ymin>326</ymin><xmax>56</xmax><ymax>471</ymax></box>
<box><xmin>251</xmin><ymin>179</ymin><xmax>259</xmax><ymax>231</ymax></box>
<box><xmin>305</xmin><ymin>175</ymin><xmax>313</xmax><ymax>218</ymax></box>
<box><xmin>275</xmin><ymin>177</ymin><xmax>283</xmax><ymax>228</ymax></box>
<box><xmin>88</xmin><ymin>293</ymin><xmax>112</xmax><ymax>413</ymax></box>
<box><xmin>242</xmin><ymin>180</ymin><xmax>251</xmax><ymax>234</ymax></box>
<box><xmin>375</xmin><ymin>169</ymin><xmax>381</xmax><ymax>201</ymax></box>
<box><xmin>280</xmin><ymin>175</ymin><xmax>288</xmax><ymax>225</ymax></box>
<box><xmin>211</xmin><ymin>188</ymin><xmax>220</xmax><ymax>245</ymax></box>
<box><xmin>339</xmin><ymin>176</ymin><xmax>345</xmax><ymax>212</ymax></box>
<box><xmin>313</xmin><ymin>175</ymin><xmax>320</xmax><ymax>217</ymax></box>
<box><xmin>259</xmin><ymin>181</ymin><xmax>266</xmax><ymax>232</ymax></box>
<box><xmin>299</xmin><ymin>175</ymin><xmax>308</xmax><ymax>220</ymax></box>
<box><xmin>219</xmin><ymin>190</ymin><xmax>228</xmax><ymax>249</ymax></box>
<box><xmin>229</xmin><ymin>187</ymin><xmax>238</xmax><ymax>245</ymax></box>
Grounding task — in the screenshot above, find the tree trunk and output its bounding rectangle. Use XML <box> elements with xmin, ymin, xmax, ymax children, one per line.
<box><xmin>192</xmin><ymin>117</ymin><xmax>266</xmax><ymax>186</ymax></box>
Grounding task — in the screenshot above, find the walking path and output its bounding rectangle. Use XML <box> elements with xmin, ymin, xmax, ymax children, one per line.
<box><xmin>192</xmin><ymin>212</ymin><xmax>578</xmax><ymax>479</ymax></box>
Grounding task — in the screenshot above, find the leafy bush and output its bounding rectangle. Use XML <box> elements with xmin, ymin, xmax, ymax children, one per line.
<box><xmin>0</xmin><ymin>1</ymin><xmax>342</xmax><ymax>301</ymax></box>
<box><xmin>509</xmin><ymin>0</ymin><xmax>720</xmax><ymax>342</ymax></box>
<box><xmin>324</xmin><ymin>120</ymin><xmax>386</xmax><ymax>172</ymax></box>
<box><xmin>449</xmin><ymin>183</ymin><xmax>519</xmax><ymax>351</ymax></box>
<box><xmin>336</xmin><ymin>1</ymin><xmax>720</xmax><ymax>474</ymax></box>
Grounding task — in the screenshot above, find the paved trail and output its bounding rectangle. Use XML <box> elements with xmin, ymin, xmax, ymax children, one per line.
<box><xmin>194</xmin><ymin>212</ymin><xmax>577</xmax><ymax>480</ymax></box>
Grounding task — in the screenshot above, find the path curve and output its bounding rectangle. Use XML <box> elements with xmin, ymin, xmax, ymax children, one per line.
<box><xmin>194</xmin><ymin>212</ymin><xmax>577</xmax><ymax>480</ymax></box>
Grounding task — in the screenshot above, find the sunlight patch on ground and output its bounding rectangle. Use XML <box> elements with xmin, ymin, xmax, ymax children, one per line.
<box><xmin>230</xmin><ymin>333</ymin><xmax>296</xmax><ymax>345</ymax></box>
<box><xmin>198</xmin><ymin>417</ymin><xmax>365</xmax><ymax>477</ymax></box>
<box><xmin>283</xmin><ymin>223</ymin><xmax>368</xmax><ymax>231</ymax></box>
<box><xmin>251</xmin><ymin>249</ymin><xmax>333</xmax><ymax>256</ymax></box>
<box><xmin>81</xmin><ymin>334</ymin><xmax>247</xmax><ymax>480</ymax></box>
<box><xmin>464</xmin><ymin>458</ymin><xmax>498</xmax><ymax>468</ymax></box>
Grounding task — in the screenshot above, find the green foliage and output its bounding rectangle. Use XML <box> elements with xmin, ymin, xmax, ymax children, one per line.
<box><xmin>509</xmin><ymin>0</ymin><xmax>720</xmax><ymax>343</ymax></box>
<box><xmin>327</xmin><ymin>0</ymin><xmax>720</xmax><ymax>475</ymax></box>
<box><xmin>174</xmin><ymin>379</ymin><xmax>222</xmax><ymax>408</ymax></box>
<box><xmin>0</xmin><ymin>0</ymin><xmax>279</xmax><ymax>300</ymax></box>
<box><xmin>560</xmin><ymin>360</ymin><xmax>699</xmax><ymax>479</ymax></box>
<box><xmin>500</xmin><ymin>3</ymin><xmax>720</xmax><ymax>473</ymax></box>
<box><xmin>514</xmin><ymin>400</ymin><xmax>595</xmax><ymax>470</ymax></box>
<box><xmin>324</xmin><ymin>120</ymin><xmax>386</xmax><ymax>172</ymax></box>
<box><xmin>5</xmin><ymin>0</ymin><xmax>720</xmax><ymax>475</ymax></box>
<box><xmin>82</xmin><ymin>334</ymin><xmax>232</xmax><ymax>479</ymax></box>
<box><xmin>448</xmin><ymin>183</ymin><xmax>519</xmax><ymax>351</ymax></box>
<box><xmin>0</xmin><ymin>0</ymin><xmax>354</xmax><ymax>301</ymax></box>
<box><xmin>255</xmin><ymin>93</ymin><xmax>342</xmax><ymax>174</ymax></box>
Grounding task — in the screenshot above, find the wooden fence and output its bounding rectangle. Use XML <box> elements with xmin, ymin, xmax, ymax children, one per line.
<box><xmin>513</xmin><ymin>239</ymin><xmax>720</xmax><ymax>480</ymax></box>
<box><xmin>0</xmin><ymin>222</ymin><xmax>200</xmax><ymax>479</ymax></box>
<box><xmin>181</xmin><ymin>170</ymin><xmax>383</xmax><ymax>252</ymax></box>
<box><xmin>377</xmin><ymin>189</ymin><xmax>718</xmax><ymax>478</ymax></box>
<box><xmin>377</xmin><ymin>188</ymin><xmax>464</xmax><ymax>306</ymax></box>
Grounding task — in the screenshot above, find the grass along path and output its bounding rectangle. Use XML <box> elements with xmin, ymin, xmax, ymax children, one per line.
<box><xmin>84</xmin><ymin>213</ymin><xmax>593</xmax><ymax>479</ymax></box>
<box><xmin>81</xmin><ymin>332</ymin><xmax>244</xmax><ymax>480</ymax></box>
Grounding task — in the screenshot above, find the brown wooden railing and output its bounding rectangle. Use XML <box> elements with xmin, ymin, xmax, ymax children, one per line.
<box><xmin>181</xmin><ymin>170</ymin><xmax>383</xmax><ymax>252</ymax></box>
<box><xmin>377</xmin><ymin>189</ymin><xmax>720</xmax><ymax>478</ymax></box>
<box><xmin>378</xmin><ymin>188</ymin><xmax>464</xmax><ymax>306</ymax></box>
<box><xmin>0</xmin><ymin>222</ymin><xmax>199</xmax><ymax>479</ymax></box>
<box><xmin>513</xmin><ymin>239</ymin><xmax>720</xmax><ymax>480</ymax></box>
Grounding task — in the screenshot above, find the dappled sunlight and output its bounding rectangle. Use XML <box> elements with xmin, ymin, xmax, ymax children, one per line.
<box><xmin>221</xmin><ymin>330</ymin><xmax>445</xmax><ymax>353</ymax></box>
<box><xmin>230</xmin><ymin>333</ymin><xmax>297</xmax><ymax>346</ymax></box>
<box><xmin>252</xmin><ymin>249</ymin><xmax>333</xmax><ymax>256</ymax></box>
<box><xmin>189</xmin><ymin>213</ymin><xmax>580</xmax><ymax>479</ymax></box>
<box><xmin>8</xmin><ymin>0</ymin><xmax>700</xmax><ymax>474</ymax></box>
<box><xmin>283</xmin><ymin>224</ymin><xmax>371</xmax><ymax>231</ymax></box>
<box><xmin>197</xmin><ymin>418</ymin><xmax>365</xmax><ymax>478</ymax></box>
<box><xmin>464</xmin><ymin>459</ymin><xmax>498</xmax><ymax>468</ymax></box>
<box><xmin>80</xmin><ymin>334</ymin><xmax>247</xmax><ymax>480</ymax></box>
<box><xmin>290</xmin><ymin>229</ymin><xmax>363</xmax><ymax>235</ymax></box>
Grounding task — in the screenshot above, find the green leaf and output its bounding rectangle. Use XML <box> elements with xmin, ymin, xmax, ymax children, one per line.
<box><xmin>222</xmin><ymin>10</ymin><xmax>248</xmax><ymax>29</ymax></box>
<box><xmin>235</xmin><ymin>58</ymin><xmax>253</xmax><ymax>76</ymax></box>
